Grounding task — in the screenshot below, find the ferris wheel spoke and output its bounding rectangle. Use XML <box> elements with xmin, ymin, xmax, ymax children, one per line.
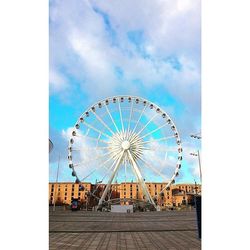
<box><xmin>92</xmin><ymin>110</ymin><xmax>116</xmax><ymax>136</ymax></box>
<box><xmin>127</xmin><ymin>99</ymin><xmax>134</xmax><ymax>132</ymax></box>
<box><xmin>118</xmin><ymin>100</ymin><xmax>124</xmax><ymax>133</ymax></box>
<box><xmin>96</xmin><ymin>133</ymin><xmax>102</xmax><ymax>147</ymax></box>
<box><xmin>85</xmin><ymin>128</ymin><xmax>90</xmax><ymax>136</ymax></box>
<box><xmin>79</xmin><ymin>152</ymin><xmax>121</xmax><ymax>182</ymax></box>
<box><xmin>132</xmin><ymin>103</ymin><xmax>148</xmax><ymax>134</ymax></box>
<box><xmin>74</xmin><ymin>150</ymin><xmax>113</xmax><ymax>167</ymax></box>
<box><xmin>141</xmin><ymin>146</ymin><xmax>178</xmax><ymax>153</ymax></box>
<box><xmin>81</xmin><ymin>121</ymin><xmax>112</xmax><ymax>139</ymax></box>
<box><xmin>80</xmin><ymin>169</ymin><xmax>98</xmax><ymax>182</ymax></box>
<box><xmin>76</xmin><ymin>133</ymin><xmax>110</xmax><ymax>144</ymax></box>
<box><xmin>140</xmin><ymin>122</ymin><xmax>168</xmax><ymax>140</ymax></box>
<box><xmin>104</xmin><ymin>104</ymin><xmax>119</xmax><ymax>133</ymax></box>
<box><xmin>130</xmin><ymin>150</ymin><xmax>143</xmax><ymax>162</ymax></box>
<box><xmin>137</xmin><ymin>155</ymin><xmax>169</xmax><ymax>181</ymax></box>
<box><xmin>141</xmin><ymin>135</ymin><xmax>176</xmax><ymax>145</ymax></box>
<box><xmin>70</xmin><ymin>145</ymin><xmax>112</xmax><ymax>152</ymax></box>
<box><xmin>124</xmin><ymin>160</ymin><xmax>127</xmax><ymax>185</ymax></box>
<box><xmin>137</xmin><ymin>158</ymin><xmax>172</xmax><ymax>201</ymax></box>
<box><xmin>140</xmin><ymin>149</ymin><xmax>176</xmax><ymax>176</ymax></box>
<box><xmin>136</xmin><ymin>113</ymin><xmax>158</xmax><ymax>137</ymax></box>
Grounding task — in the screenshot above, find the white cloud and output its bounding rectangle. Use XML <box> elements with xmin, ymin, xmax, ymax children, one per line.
<box><xmin>49</xmin><ymin>68</ymin><xmax>68</xmax><ymax>93</ymax></box>
<box><xmin>50</xmin><ymin>0</ymin><xmax>200</xmax><ymax>105</ymax></box>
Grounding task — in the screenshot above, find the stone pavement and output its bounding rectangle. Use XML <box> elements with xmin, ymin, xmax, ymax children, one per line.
<box><xmin>49</xmin><ymin>210</ymin><xmax>201</xmax><ymax>249</ymax></box>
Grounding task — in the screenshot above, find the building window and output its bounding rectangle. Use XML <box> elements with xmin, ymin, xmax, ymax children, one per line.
<box><xmin>64</xmin><ymin>197</ymin><xmax>67</xmax><ymax>200</ymax></box>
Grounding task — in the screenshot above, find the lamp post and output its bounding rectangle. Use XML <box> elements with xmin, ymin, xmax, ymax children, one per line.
<box><xmin>53</xmin><ymin>154</ymin><xmax>60</xmax><ymax>212</ymax></box>
<box><xmin>190</xmin><ymin>133</ymin><xmax>202</xmax><ymax>183</ymax></box>
<box><xmin>190</xmin><ymin>151</ymin><xmax>202</xmax><ymax>183</ymax></box>
<box><xmin>190</xmin><ymin>133</ymin><xmax>202</xmax><ymax>239</ymax></box>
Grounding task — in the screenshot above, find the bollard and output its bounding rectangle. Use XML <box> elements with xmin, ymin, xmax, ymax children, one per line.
<box><xmin>195</xmin><ymin>195</ymin><xmax>201</xmax><ymax>239</ymax></box>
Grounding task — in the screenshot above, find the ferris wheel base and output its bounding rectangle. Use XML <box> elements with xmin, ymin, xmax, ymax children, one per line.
<box><xmin>97</xmin><ymin>200</ymin><xmax>157</xmax><ymax>212</ymax></box>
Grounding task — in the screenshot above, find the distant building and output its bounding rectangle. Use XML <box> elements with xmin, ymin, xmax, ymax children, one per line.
<box><xmin>49</xmin><ymin>182</ymin><xmax>201</xmax><ymax>208</ymax></box>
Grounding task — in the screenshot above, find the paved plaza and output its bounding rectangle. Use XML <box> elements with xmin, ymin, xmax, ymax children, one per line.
<box><xmin>49</xmin><ymin>209</ymin><xmax>201</xmax><ymax>249</ymax></box>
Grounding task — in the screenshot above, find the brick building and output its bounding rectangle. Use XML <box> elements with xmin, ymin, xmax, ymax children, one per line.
<box><xmin>49</xmin><ymin>182</ymin><xmax>201</xmax><ymax>208</ymax></box>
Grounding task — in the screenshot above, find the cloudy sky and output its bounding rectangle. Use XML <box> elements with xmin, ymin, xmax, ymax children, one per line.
<box><xmin>49</xmin><ymin>0</ymin><xmax>201</xmax><ymax>184</ymax></box>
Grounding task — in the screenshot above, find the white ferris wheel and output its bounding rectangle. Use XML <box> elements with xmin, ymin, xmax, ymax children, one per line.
<box><xmin>68</xmin><ymin>95</ymin><xmax>183</xmax><ymax>209</ymax></box>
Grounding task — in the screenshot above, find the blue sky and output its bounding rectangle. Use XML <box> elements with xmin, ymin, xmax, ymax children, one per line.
<box><xmin>49</xmin><ymin>0</ymin><xmax>201</xmax><ymax>184</ymax></box>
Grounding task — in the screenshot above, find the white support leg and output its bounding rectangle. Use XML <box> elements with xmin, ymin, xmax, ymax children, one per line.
<box><xmin>127</xmin><ymin>150</ymin><xmax>156</xmax><ymax>209</ymax></box>
<box><xmin>98</xmin><ymin>150</ymin><xmax>125</xmax><ymax>208</ymax></box>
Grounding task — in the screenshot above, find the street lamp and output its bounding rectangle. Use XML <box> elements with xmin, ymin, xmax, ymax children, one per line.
<box><xmin>190</xmin><ymin>133</ymin><xmax>202</xmax><ymax>239</ymax></box>
<box><xmin>190</xmin><ymin>133</ymin><xmax>201</xmax><ymax>140</ymax></box>
<box><xmin>190</xmin><ymin>150</ymin><xmax>202</xmax><ymax>183</ymax></box>
<box><xmin>190</xmin><ymin>133</ymin><xmax>202</xmax><ymax>183</ymax></box>
<box><xmin>53</xmin><ymin>154</ymin><xmax>60</xmax><ymax>212</ymax></box>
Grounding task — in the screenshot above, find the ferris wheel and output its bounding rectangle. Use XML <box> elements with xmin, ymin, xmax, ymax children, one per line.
<box><xmin>68</xmin><ymin>95</ymin><xmax>183</xmax><ymax>209</ymax></box>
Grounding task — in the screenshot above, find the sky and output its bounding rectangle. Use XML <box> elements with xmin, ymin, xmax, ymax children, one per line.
<box><xmin>49</xmin><ymin>0</ymin><xmax>201</xmax><ymax>184</ymax></box>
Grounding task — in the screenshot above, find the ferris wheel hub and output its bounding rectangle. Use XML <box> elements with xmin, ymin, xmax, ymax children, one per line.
<box><xmin>121</xmin><ymin>140</ymin><xmax>130</xmax><ymax>150</ymax></box>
